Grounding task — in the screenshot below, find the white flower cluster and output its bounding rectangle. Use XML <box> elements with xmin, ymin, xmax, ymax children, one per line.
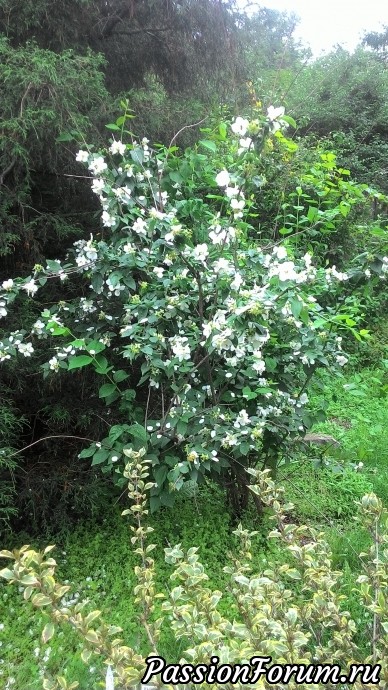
<box><xmin>109</xmin><ymin>139</ymin><xmax>126</xmax><ymax>156</ymax></box>
<box><xmin>268</xmin><ymin>246</ymin><xmax>316</xmax><ymax>284</ymax></box>
<box><xmin>209</xmin><ymin>223</ymin><xmax>236</xmax><ymax>246</ymax></box>
<box><xmin>267</xmin><ymin>105</ymin><xmax>287</xmax><ymax>132</ymax></box>
<box><xmin>325</xmin><ymin>265</ymin><xmax>349</xmax><ymax>282</ymax></box>
<box><xmin>169</xmin><ymin>335</ymin><xmax>191</xmax><ymax>362</ymax></box>
<box><xmin>74</xmin><ymin>235</ymin><xmax>98</xmax><ymax>269</ymax></box>
<box><xmin>0</xmin><ymin>333</ymin><xmax>33</xmax><ymax>362</ymax></box>
<box><xmin>88</xmin><ymin>155</ymin><xmax>107</xmax><ymax>175</ymax></box>
<box><xmin>101</xmin><ymin>210</ymin><xmax>117</xmax><ymax>228</ymax></box>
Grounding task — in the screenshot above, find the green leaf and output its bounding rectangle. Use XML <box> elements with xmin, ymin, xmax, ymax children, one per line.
<box><xmin>160</xmin><ymin>491</ymin><xmax>175</xmax><ymax>507</ymax></box>
<box><xmin>46</xmin><ymin>260</ymin><xmax>62</xmax><ymax>273</ymax></box>
<box><xmin>128</xmin><ymin>424</ymin><xmax>147</xmax><ymax>443</ymax></box>
<box><xmin>105</xmin><ymin>123</ymin><xmax>121</xmax><ymax>131</ymax></box>
<box><xmin>68</xmin><ymin>355</ymin><xmax>93</xmax><ymax>370</ymax></box>
<box><xmin>169</xmin><ymin>171</ymin><xmax>183</xmax><ymax>184</ymax></box>
<box><xmin>130</xmin><ymin>148</ymin><xmax>144</xmax><ymax>165</ymax></box>
<box><xmin>242</xmin><ymin>386</ymin><xmax>257</xmax><ymax>400</ymax></box>
<box><xmin>290</xmin><ymin>298</ymin><xmax>302</xmax><ymax>319</ymax></box>
<box><xmin>79</xmin><ymin>445</ymin><xmax>96</xmax><ymax>459</ymax></box>
<box><xmin>91</xmin><ymin>448</ymin><xmax>110</xmax><ymax>466</ymax></box>
<box><xmin>56</xmin><ymin>132</ymin><xmax>76</xmax><ymax>142</ymax></box>
<box><xmin>176</xmin><ymin>420</ymin><xmax>187</xmax><ymax>435</ymax></box>
<box><xmin>150</xmin><ymin>495</ymin><xmax>161</xmax><ymax>513</ymax></box>
<box><xmin>199</xmin><ymin>139</ymin><xmax>217</xmax><ymax>152</ymax></box>
<box><xmin>154</xmin><ymin>465</ymin><xmax>168</xmax><ymax>487</ymax></box>
<box><xmin>281</xmin><ymin>114</ymin><xmax>297</xmax><ymax>128</ymax></box>
<box><xmin>113</xmin><ymin>369</ymin><xmax>129</xmax><ymax>383</ymax></box>
<box><xmin>219</xmin><ymin>122</ymin><xmax>227</xmax><ymax>139</ymax></box>
<box><xmin>99</xmin><ymin>383</ymin><xmax>117</xmax><ymax>398</ymax></box>
<box><xmin>93</xmin><ymin>355</ymin><xmax>109</xmax><ymax>373</ymax></box>
<box><xmin>85</xmin><ymin>341</ymin><xmax>105</xmax><ymax>355</ymax></box>
<box><xmin>91</xmin><ymin>273</ymin><xmax>104</xmax><ymax>293</ymax></box>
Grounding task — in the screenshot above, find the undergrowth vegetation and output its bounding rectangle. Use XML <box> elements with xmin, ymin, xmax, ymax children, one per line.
<box><xmin>1</xmin><ymin>369</ymin><xmax>387</xmax><ymax>689</ymax></box>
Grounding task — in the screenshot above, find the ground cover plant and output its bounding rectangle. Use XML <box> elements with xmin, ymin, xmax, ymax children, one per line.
<box><xmin>0</xmin><ymin>421</ymin><xmax>388</xmax><ymax>689</ymax></box>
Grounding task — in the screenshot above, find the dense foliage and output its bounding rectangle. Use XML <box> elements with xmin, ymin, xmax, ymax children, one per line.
<box><xmin>2</xmin><ymin>104</ymin><xmax>385</xmax><ymax>519</ymax></box>
<box><xmin>1</xmin><ymin>458</ymin><xmax>387</xmax><ymax>689</ymax></box>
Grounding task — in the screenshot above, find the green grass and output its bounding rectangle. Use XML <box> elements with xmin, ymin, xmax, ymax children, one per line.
<box><xmin>0</xmin><ymin>367</ymin><xmax>387</xmax><ymax>689</ymax></box>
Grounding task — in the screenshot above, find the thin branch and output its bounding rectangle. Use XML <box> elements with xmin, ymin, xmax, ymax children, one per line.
<box><xmin>168</xmin><ymin>117</ymin><xmax>208</xmax><ymax>151</ymax></box>
<box><xmin>109</xmin><ymin>26</ymin><xmax>170</xmax><ymax>37</ymax></box>
<box><xmin>8</xmin><ymin>435</ymin><xmax>98</xmax><ymax>458</ymax></box>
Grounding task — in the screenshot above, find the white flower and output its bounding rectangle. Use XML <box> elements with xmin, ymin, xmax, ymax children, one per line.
<box><xmin>222</xmin><ymin>432</ymin><xmax>238</xmax><ymax>447</ymax></box>
<box><xmin>252</xmin><ymin>352</ymin><xmax>265</xmax><ymax>374</ymax></box>
<box><xmin>336</xmin><ymin>355</ymin><xmax>348</xmax><ymax>367</ymax></box>
<box><xmin>22</xmin><ymin>279</ymin><xmax>38</xmax><ymax>296</ymax></box>
<box><xmin>215</xmin><ymin>170</ymin><xmax>230</xmax><ymax>187</ymax></box>
<box><xmin>330</xmin><ymin>266</ymin><xmax>348</xmax><ymax>281</ymax></box>
<box><xmin>109</xmin><ymin>139</ymin><xmax>126</xmax><ymax>156</ymax></box>
<box><xmin>102</xmin><ymin>211</ymin><xmax>116</xmax><ymax>228</ymax></box>
<box><xmin>153</xmin><ymin>267</ymin><xmax>165</xmax><ymax>279</ymax></box>
<box><xmin>91</xmin><ymin>178</ymin><xmax>105</xmax><ymax>195</ymax></box>
<box><xmin>230</xmin><ymin>272</ymin><xmax>243</xmax><ymax>290</ymax></box>
<box><xmin>267</xmin><ymin>105</ymin><xmax>285</xmax><ymax>121</ymax></box>
<box><xmin>234</xmin><ymin>409</ymin><xmax>250</xmax><ymax>428</ymax></box>
<box><xmin>2</xmin><ymin>279</ymin><xmax>14</xmax><ymax>291</ymax></box>
<box><xmin>213</xmin><ymin>258</ymin><xmax>234</xmax><ymax>274</ymax></box>
<box><xmin>270</xmin><ymin>260</ymin><xmax>300</xmax><ymax>282</ymax></box>
<box><xmin>231</xmin><ymin>117</ymin><xmax>249</xmax><ymax>136</ymax></box>
<box><xmin>230</xmin><ymin>197</ymin><xmax>245</xmax><ymax>210</ymax></box>
<box><xmin>49</xmin><ymin>357</ymin><xmax>60</xmax><ymax>371</ymax></box>
<box><xmin>88</xmin><ymin>156</ymin><xmax>107</xmax><ymax>175</ymax></box>
<box><xmin>238</xmin><ymin>137</ymin><xmax>252</xmax><ymax>151</ymax></box>
<box><xmin>0</xmin><ymin>301</ymin><xmax>6</xmax><ymax>318</ymax></box>
<box><xmin>225</xmin><ymin>186</ymin><xmax>239</xmax><ymax>197</ymax></box>
<box><xmin>76</xmin><ymin>150</ymin><xmax>89</xmax><ymax>163</ymax></box>
<box><xmin>32</xmin><ymin>319</ymin><xmax>45</xmax><ymax>335</ymax></box>
<box><xmin>17</xmin><ymin>342</ymin><xmax>34</xmax><ymax>357</ymax></box>
<box><xmin>273</xmin><ymin>245</ymin><xmax>287</xmax><ymax>260</ymax></box>
<box><xmin>299</xmin><ymin>393</ymin><xmax>309</xmax><ymax>405</ymax></box>
<box><xmin>170</xmin><ymin>335</ymin><xmax>191</xmax><ymax>362</ymax></box>
<box><xmin>133</xmin><ymin>217</ymin><xmax>147</xmax><ymax>236</ymax></box>
<box><xmin>209</xmin><ymin>225</ymin><xmax>235</xmax><ymax>245</ymax></box>
<box><xmin>211</xmin><ymin>329</ymin><xmax>233</xmax><ymax>351</ymax></box>
<box><xmin>192</xmin><ymin>243</ymin><xmax>209</xmax><ymax>262</ymax></box>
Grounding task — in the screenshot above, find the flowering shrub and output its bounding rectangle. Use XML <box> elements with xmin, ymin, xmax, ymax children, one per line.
<box><xmin>1</xmin><ymin>458</ymin><xmax>387</xmax><ymax>690</ymax></box>
<box><xmin>0</xmin><ymin>105</ymin><xmax>378</xmax><ymax>510</ymax></box>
